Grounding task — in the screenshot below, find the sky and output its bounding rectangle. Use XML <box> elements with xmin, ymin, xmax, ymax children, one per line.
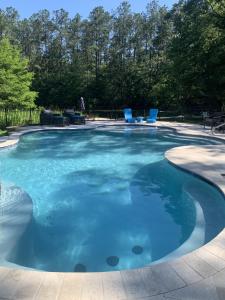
<box><xmin>0</xmin><ymin>0</ymin><xmax>177</xmax><ymax>19</ymax></box>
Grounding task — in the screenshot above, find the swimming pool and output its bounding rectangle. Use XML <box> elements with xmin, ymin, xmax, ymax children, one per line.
<box><xmin>0</xmin><ymin>126</ymin><xmax>225</xmax><ymax>272</ymax></box>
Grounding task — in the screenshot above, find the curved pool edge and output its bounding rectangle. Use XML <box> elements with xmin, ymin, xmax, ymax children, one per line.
<box><xmin>1</xmin><ymin>121</ymin><xmax>225</xmax><ymax>299</ymax></box>
<box><xmin>0</xmin><ymin>183</ymin><xmax>33</xmax><ymax>267</ymax></box>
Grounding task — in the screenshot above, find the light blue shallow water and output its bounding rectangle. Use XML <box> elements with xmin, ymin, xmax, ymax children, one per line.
<box><xmin>1</xmin><ymin>126</ymin><xmax>225</xmax><ymax>272</ymax></box>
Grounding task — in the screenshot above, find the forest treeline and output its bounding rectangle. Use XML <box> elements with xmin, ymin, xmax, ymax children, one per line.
<box><xmin>0</xmin><ymin>0</ymin><xmax>225</xmax><ymax>112</ymax></box>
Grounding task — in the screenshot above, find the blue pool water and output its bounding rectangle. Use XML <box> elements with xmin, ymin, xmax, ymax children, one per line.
<box><xmin>1</xmin><ymin>126</ymin><xmax>225</xmax><ymax>272</ymax></box>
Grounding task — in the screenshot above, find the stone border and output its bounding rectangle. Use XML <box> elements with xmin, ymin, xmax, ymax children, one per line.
<box><xmin>0</xmin><ymin>184</ymin><xmax>33</xmax><ymax>268</ymax></box>
<box><xmin>1</xmin><ymin>121</ymin><xmax>225</xmax><ymax>299</ymax></box>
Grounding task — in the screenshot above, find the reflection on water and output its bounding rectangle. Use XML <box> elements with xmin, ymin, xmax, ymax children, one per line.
<box><xmin>0</xmin><ymin>127</ymin><xmax>225</xmax><ymax>272</ymax></box>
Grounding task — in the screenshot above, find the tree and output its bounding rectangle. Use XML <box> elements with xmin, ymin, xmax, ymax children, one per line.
<box><xmin>0</xmin><ymin>38</ymin><xmax>37</xmax><ymax>124</ymax></box>
<box><xmin>166</xmin><ymin>0</ymin><xmax>225</xmax><ymax>111</ymax></box>
<box><xmin>208</xmin><ymin>0</ymin><xmax>225</xmax><ymax>20</ymax></box>
<box><xmin>0</xmin><ymin>7</ymin><xmax>19</xmax><ymax>41</ymax></box>
<box><xmin>0</xmin><ymin>1</ymin><xmax>224</xmax><ymax>114</ymax></box>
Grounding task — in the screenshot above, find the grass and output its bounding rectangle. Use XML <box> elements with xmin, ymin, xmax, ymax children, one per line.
<box><xmin>0</xmin><ymin>130</ymin><xmax>8</xmax><ymax>136</ymax></box>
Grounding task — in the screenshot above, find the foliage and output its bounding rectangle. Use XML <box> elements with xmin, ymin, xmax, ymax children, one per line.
<box><xmin>0</xmin><ymin>38</ymin><xmax>37</xmax><ymax>112</ymax></box>
<box><xmin>0</xmin><ymin>109</ymin><xmax>41</xmax><ymax>128</ymax></box>
<box><xmin>0</xmin><ymin>130</ymin><xmax>7</xmax><ymax>136</ymax></box>
<box><xmin>0</xmin><ymin>0</ymin><xmax>224</xmax><ymax>113</ymax></box>
<box><xmin>165</xmin><ymin>0</ymin><xmax>225</xmax><ymax>111</ymax></box>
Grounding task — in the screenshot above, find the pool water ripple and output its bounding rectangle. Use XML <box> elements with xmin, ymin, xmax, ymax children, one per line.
<box><xmin>0</xmin><ymin>126</ymin><xmax>225</xmax><ymax>272</ymax></box>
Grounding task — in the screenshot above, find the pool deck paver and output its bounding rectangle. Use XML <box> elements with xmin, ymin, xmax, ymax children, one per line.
<box><xmin>165</xmin><ymin>277</ymin><xmax>222</xmax><ymax>300</ymax></box>
<box><xmin>57</xmin><ymin>273</ymin><xmax>84</xmax><ymax>300</ymax></box>
<box><xmin>194</xmin><ymin>246</ymin><xmax>225</xmax><ymax>271</ymax></box>
<box><xmin>102</xmin><ymin>272</ymin><xmax>127</xmax><ymax>300</ymax></box>
<box><xmin>168</xmin><ymin>257</ymin><xmax>203</xmax><ymax>285</ymax></box>
<box><xmin>182</xmin><ymin>251</ymin><xmax>218</xmax><ymax>278</ymax></box>
<box><xmin>1</xmin><ymin>121</ymin><xmax>225</xmax><ymax>299</ymax></box>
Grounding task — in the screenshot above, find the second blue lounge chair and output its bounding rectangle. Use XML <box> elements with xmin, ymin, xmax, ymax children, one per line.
<box><xmin>123</xmin><ymin>108</ymin><xmax>136</xmax><ymax>123</ymax></box>
<box><xmin>147</xmin><ymin>108</ymin><xmax>158</xmax><ymax>123</ymax></box>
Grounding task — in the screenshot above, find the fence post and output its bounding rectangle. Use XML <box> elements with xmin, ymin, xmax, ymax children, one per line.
<box><xmin>29</xmin><ymin>108</ymin><xmax>32</xmax><ymax>124</ymax></box>
<box><xmin>4</xmin><ymin>108</ymin><xmax>8</xmax><ymax>127</ymax></box>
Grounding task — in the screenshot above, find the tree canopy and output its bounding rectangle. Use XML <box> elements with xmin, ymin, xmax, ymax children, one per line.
<box><xmin>0</xmin><ymin>0</ymin><xmax>224</xmax><ymax>113</ymax></box>
<box><xmin>0</xmin><ymin>38</ymin><xmax>37</xmax><ymax>111</ymax></box>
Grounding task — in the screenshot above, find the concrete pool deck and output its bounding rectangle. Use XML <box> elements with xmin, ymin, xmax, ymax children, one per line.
<box><xmin>1</xmin><ymin>121</ymin><xmax>225</xmax><ymax>299</ymax></box>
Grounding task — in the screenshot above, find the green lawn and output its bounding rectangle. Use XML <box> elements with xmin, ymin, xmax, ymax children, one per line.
<box><xmin>0</xmin><ymin>130</ymin><xmax>8</xmax><ymax>136</ymax></box>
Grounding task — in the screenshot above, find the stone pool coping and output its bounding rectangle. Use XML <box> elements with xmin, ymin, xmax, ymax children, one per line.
<box><xmin>1</xmin><ymin>121</ymin><xmax>225</xmax><ymax>299</ymax></box>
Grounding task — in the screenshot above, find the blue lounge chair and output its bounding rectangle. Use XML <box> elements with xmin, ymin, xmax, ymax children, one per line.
<box><xmin>123</xmin><ymin>108</ymin><xmax>136</xmax><ymax>123</ymax></box>
<box><xmin>147</xmin><ymin>108</ymin><xmax>158</xmax><ymax>123</ymax></box>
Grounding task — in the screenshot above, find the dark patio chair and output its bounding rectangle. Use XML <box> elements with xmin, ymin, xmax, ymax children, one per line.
<box><xmin>213</xmin><ymin>122</ymin><xmax>225</xmax><ymax>133</ymax></box>
<box><xmin>203</xmin><ymin>112</ymin><xmax>225</xmax><ymax>130</ymax></box>
<box><xmin>40</xmin><ymin>110</ymin><xmax>69</xmax><ymax>126</ymax></box>
<box><xmin>63</xmin><ymin>109</ymin><xmax>86</xmax><ymax>125</ymax></box>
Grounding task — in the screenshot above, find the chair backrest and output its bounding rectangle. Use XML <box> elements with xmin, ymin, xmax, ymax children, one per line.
<box><xmin>149</xmin><ymin>108</ymin><xmax>159</xmax><ymax>120</ymax></box>
<box><xmin>202</xmin><ymin>111</ymin><xmax>209</xmax><ymax>118</ymax></box>
<box><xmin>213</xmin><ymin>112</ymin><xmax>225</xmax><ymax>117</ymax></box>
<box><xmin>64</xmin><ymin>109</ymin><xmax>74</xmax><ymax>114</ymax></box>
<box><xmin>123</xmin><ymin>108</ymin><xmax>133</xmax><ymax>120</ymax></box>
<box><xmin>43</xmin><ymin>109</ymin><xmax>53</xmax><ymax>114</ymax></box>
